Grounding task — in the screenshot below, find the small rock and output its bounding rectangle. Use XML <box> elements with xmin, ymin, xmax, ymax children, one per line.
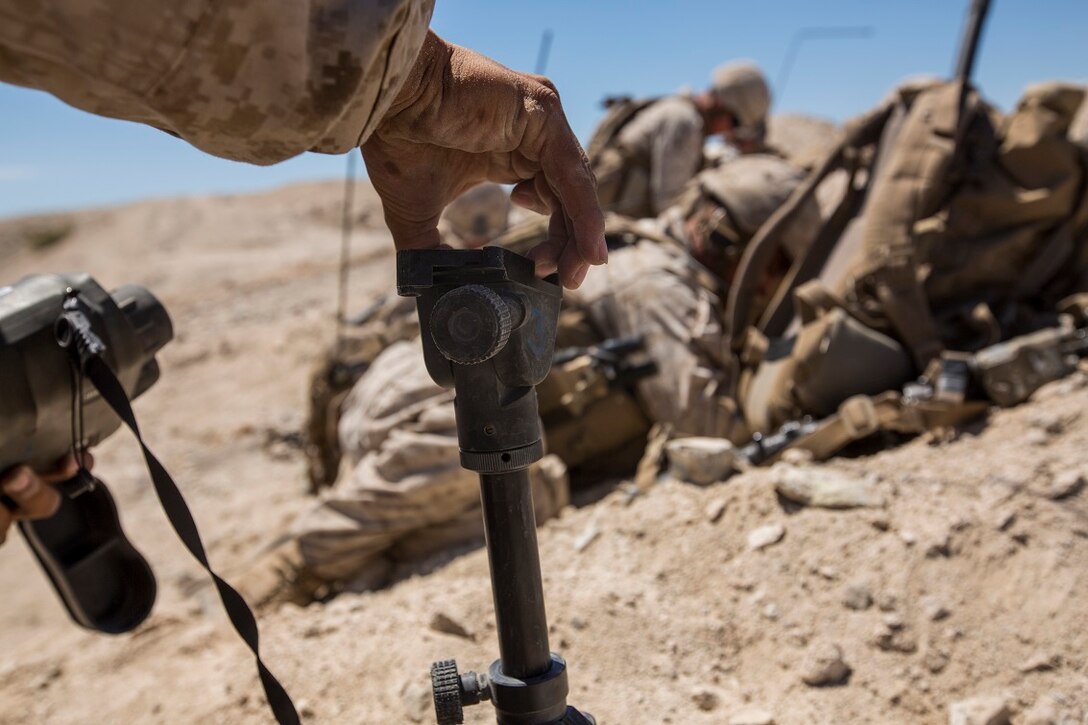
<box><xmin>993</xmin><ymin>509</ymin><xmax>1016</xmax><ymax>531</ymax></box>
<box><xmin>1026</xmin><ymin>429</ymin><xmax>1051</xmax><ymax>447</ymax></box>
<box><xmin>816</xmin><ymin>565</ymin><xmax>839</xmax><ymax>580</ymax></box>
<box><xmin>1028</xmin><ymin>412</ymin><xmax>1073</xmax><ymax>435</ymax></box>
<box><xmin>297</xmin><ymin>699</ymin><xmax>315</xmax><ymax>719</ymax></box>
<box><xmin>871</xmin><ymin>623</ymin><xmax>917</xmax><ymax>653</ymax></box>
<box><xmin>266</xmin><ymin>440</ymin><xmax>295</xmax><ymax>461</ymax></box>
<box><xmin>899</xmin><ymin>529</ymin><xmax>918</xmax><ymax>546</ymax></box>
<box><xmin>923</xmin><ymin>597</ymin><xmax>951</xmax><ymax>621</ymax></box>
<box><xmin>570</xmin><ymin>616</ymin><xmax>587</xmax><ymax>631</ymax></box>
<box><xmin>924</xmin><ymin>648</ymin><xmax>950</xmax><ymax>674</ymax></box>
<box><xmin>30</xmin><ymin>664</ymin><xmax>64</xmax><ymax>690</ymax></box>
<box><xmin>428</xmin><ymin>612</ymin><xmax>474</xmax><ymax>641</ymax></box>
<box><xmin>944</xmin><ymin>626</ymin><xmax>966</xmax><ymax>641</ymax></box>
<box><xmin>771</xmin><ymin>463</ymin><xmax>885</xmax><ymax>508</ymax></box>
<box><xmin>705</xmin><ymin>499</ymin><xmax>727</xmax><ymax>523</ymax></box>
<box><xmin>842</xmin><ymin>583</ymin><xmax>873</xmax><ymax>611</ymax></box>
<box><xmin>924</xmin><ymin>530</ymin><xmax>952</xmax><ymax>558</ymax></box>
<box><xmin>728</xmin><ymin>707</ymin><xmax>775</xmax><ymax>725</ymax></box>
<box><xmin>949</xmin><ymin>694</ymin><xmax>1011</xmax><ymax>725</ymax></box>
<box><xmin>691</xmin><ymin>687</ymin><xmax>720</xmax><ymax>711</ymax></box>
<box><xmin>877</xmin><ymin>592</ymin><xmax>900</xmax><ymax>612</ymax></box>
<box><xmin>950</xmin><ymin>516</ymin><xmax>971</xmax><ymax>531</ymax></box>
<box><xmin>869</xmin><ymin>513</ymin><xmax>891</xmax><ymax>531</ymax></box>
<box><xmin>882</xmin><ymin>613</ymin><xmax>905</xmax><ymax>630</ymax></box>
<box><xmin>785</xmin><ymin>628</ymin><xmax>810</xmax><ymax>648</ymax></box>
<box><xmin>762</xmin><ymin>603</ymin><xmax>780</xmax><ymax>620</ymax></box>
<box><xmin>780</xmin><ymin>447</ymin><xmax>814</xmax><ymax>465</ymax></box>
<box><xmin>666</xmin><ymin>437</ymin><xmax>739</xmax><ymax>485</ymax></box>
<box><xmin>1040</xmin><ymin>470</ymin><xmax>1084</xmax><ymax>500</ymax></box>
<box><xmin>400</xmin><ymin>681</ymin><xmax>432</xmax><ymax>723</ymax></box>
<box><xmin>1022</xmin><ymin>694</ymin><xmax>1063</xmax><ymax>725</ymax></box>
<box><xmin>1019</xmin><ymin>651</ymin><xmax>1061</xmax><ymax>673</ymax></box>
<box><xmin>573</xmin><ymin>524</ymin><xmax>601</xmax><ymax>553</ymax></box>
<box><xmin>747</xmin><ymin>523</ymin><xmax>786</xmax><ymax>551</ymax></box>
<box><xmin>800</xmin><ymin>642</ymin><xmax>851</xmax><ymax>686</ymax></box>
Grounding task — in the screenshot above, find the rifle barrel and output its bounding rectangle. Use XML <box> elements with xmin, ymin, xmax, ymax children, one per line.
<box><xmin>953</xmin><ymin>0</ymin><xmax>993</xmax><ymax>84</ymax></box>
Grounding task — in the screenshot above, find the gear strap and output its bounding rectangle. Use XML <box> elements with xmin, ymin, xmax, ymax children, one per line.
<box><xmin>82</xmin><ymin>355</ymin><xmax>300</xmax><ymax>725</ymax></box>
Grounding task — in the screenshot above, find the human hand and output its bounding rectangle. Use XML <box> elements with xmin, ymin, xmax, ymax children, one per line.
<box><xmin>362</xmin><ymin>31</ymin><xmax>606</xmax><ymax>289</ymax></box>
<box><xmin>0</xmin><ymin>453</ymin><xmax>92</xmax><ymax>546</ymax></box>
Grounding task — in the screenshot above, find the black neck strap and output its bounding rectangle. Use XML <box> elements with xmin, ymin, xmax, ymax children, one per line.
<box><xmin>82</xmin><ymin>355</ymin><xmax>300</xmax><ymax>725</ymax></box>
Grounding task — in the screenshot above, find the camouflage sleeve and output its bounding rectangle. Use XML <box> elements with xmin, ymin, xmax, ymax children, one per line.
<box><xmin>649</xmin><ymin>104</ymin><xmax>704</xmax><ymax>214</ymax></box>
<box><xmin>0</xmin><ymin>0</ymin><xmax>434</xmax><ymax>164</ymax></box>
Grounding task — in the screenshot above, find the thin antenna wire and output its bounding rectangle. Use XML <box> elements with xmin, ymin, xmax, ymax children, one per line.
<box><xmin>775</xmin><ymin>26</ymin><xmax>874</xmax><ymax>105</ymax></box>
<box><xmin>335</xmin><ymin>152</ymin><xmax>357</xmax><ymax>354</ymax></box>
<box><xmin>535</xmin><ymin>29</ymin><xmax>554</xmax><ymax>75</ymax></box>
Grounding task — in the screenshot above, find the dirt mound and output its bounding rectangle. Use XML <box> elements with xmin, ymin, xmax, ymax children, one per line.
<box><xmin>1</xmin><ymin>183</ymin><xmax>1086</xmax><ymax>725</ymax></box>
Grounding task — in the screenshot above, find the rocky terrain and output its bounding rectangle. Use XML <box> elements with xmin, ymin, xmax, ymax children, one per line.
<box><xmin>1</xmin><ymin>178</ymin><xmax>1086</xmax><ymax>725</ymax></box>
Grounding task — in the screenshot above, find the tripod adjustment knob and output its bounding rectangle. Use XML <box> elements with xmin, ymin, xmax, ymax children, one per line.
<box><xmin>431</xmin><ymin>659</ymin><xmax>465</xmax><ymax>725</ymax></box>
<box><xmin>430</xmin><ymin>285</ymin><xmax>513</xmax><ymax>365</ymax></box>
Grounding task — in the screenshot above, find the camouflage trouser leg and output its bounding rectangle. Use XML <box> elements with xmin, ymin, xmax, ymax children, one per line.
<box><xmin>292</xmin><ymin>340</ymin><xmax>569</xmax><ymax>584</ymax></box>
<box><xmin>574</xmin><ymin>239</ymin><xmax>744</xmax><ymax>440</ymax></box>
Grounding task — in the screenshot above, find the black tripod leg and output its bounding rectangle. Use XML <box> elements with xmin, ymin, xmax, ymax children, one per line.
<box><xmin>479</xmin><ymin>470</ymin><xmax>552</xmax><ymax>679</ymax></box>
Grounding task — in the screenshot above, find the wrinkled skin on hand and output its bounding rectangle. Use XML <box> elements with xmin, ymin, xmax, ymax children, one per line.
<box><xmin>362</xmin><ymin>32</ymin><xmax>606</xmax><ymax>289</ymax></box>
<box><xmin>0</xmin><ymin>453</ymin><xmax>92</xmax><ymax>546</ymax></box>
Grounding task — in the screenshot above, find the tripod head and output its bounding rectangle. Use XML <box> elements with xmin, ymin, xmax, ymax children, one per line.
<box><xmin>398</xmin><ymin>248</ymin><xmax>593</xmax><ymax>725</ymax></box>
<box><xmin>397</xmin><ymin>247</ymin><xmax>562</xmax><ymax>472</ymax></box>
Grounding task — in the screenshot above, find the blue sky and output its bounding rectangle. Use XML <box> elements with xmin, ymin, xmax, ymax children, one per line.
<box><xmin>0</xmin><ymin>0</ymin><xmax>1085</xmax><ymax>218</ymax></box>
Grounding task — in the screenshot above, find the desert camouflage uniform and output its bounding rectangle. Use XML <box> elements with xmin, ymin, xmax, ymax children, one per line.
<box><xmin>593</xmin><ymin>62</ymin><xmax>772</xmax><ymax>218</ymax></box>
<box><xmin>573</xmin><ymin>233</ymin><xmax>738</xmax><ymax>438</ymax></box>
<box><xmin>294</xmin><ymin>339</ymin><xmax>569</xmax><ymax>583</ymax></box>
<box><xmin>0</xmin><ymin>0</ymin><xmax>434</xmax><ymax>163</ymax></box>
<box><xmin>609</xmin><ymin>96</ymin><xmax>707</xmax><ymax>217</ymax></box>
<box><xmin>574</xmin><ymin>155</ymin><xmax>817</xmax><ymax>442</ymax></box>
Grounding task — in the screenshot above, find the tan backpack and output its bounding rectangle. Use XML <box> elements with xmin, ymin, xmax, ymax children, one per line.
<box><xmin>732</xmin><ymin>79</ymin><xmax>1088</xmax><ymax>446</ymax></box>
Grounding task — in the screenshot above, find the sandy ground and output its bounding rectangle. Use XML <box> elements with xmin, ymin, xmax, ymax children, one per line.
<box><xmin>1</xmin><ymin>181</ymin><xmax>1086</xmax><ymax>725</ymax></box>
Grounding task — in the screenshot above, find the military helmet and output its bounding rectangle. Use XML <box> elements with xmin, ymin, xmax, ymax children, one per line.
<box><xmin>440</xmin><ymin>183</ymin><xmax>511</xmax><ymax>247</ymax></box>
<box><xmin>692</xmin><ymin>154</ymin><xmax>818</xmax><ymax>260</ymax></box>
<box><xmin>710</xmin><ymin>62</ymin><xmax>771</xmax><ymax>137</ymax></box>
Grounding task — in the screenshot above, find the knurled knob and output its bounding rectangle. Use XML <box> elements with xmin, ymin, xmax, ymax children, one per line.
<box><xmin>430</xmin><ymin>285</ymin><xmax>513</xmax><ymax>365</ymax></box>
<box><xmin>431</xmin><ymin>659</ymin><xmax>464</xmax><ymax>725</ymax></box>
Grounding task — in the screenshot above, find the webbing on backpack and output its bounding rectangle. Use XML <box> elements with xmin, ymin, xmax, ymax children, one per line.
<box><xmin>725</xmin><ymin>103</ymin><xmax>894</xmax><ymax>347</ymax></box>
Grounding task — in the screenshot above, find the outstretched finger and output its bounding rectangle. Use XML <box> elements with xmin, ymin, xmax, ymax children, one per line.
<box><xmin>527</xmin><ymin>179</ymin><xmax>572</xmax><ymax>281</ymax></box>
<box><xmin>2</xmin><ymin>467</ymin><xmax>61</xmax><ymax>520</ymax></box>
<box><xmin>539</xmin><ymin>131</ymin><xmax>606</xmax><ymax>270</ymax></box>
<box><xmin>527</xmin><ymin>239</ymin><xmax>563</xmax><ymax>278</ymax></box>
<box><xmin>556</xmin><ymin>212</ymin><xmax>591</xmax><ymax>288</ymax></box>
